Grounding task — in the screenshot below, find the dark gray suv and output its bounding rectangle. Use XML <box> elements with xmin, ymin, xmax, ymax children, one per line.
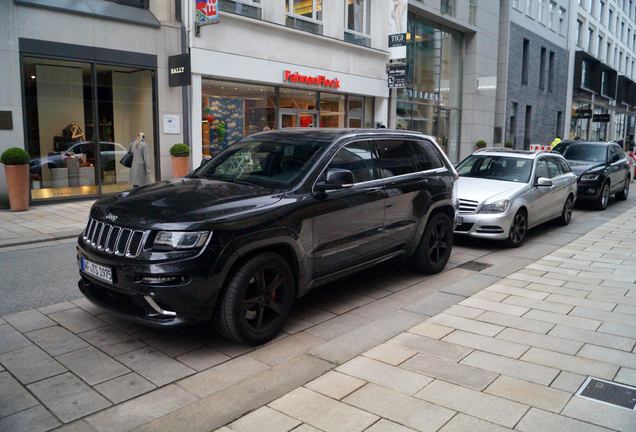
<box><xmin>77</xmin><ymin>129</ymin><xmax>458</xmax><ymax>344</ymax></box>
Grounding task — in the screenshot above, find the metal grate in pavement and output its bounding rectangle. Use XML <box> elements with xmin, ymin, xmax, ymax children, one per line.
<box><xmin>457</xmin><ymin>261</ymin><xmax>493</xmax><ymax>271</ymax></box>
<box><xmin>576</xmin><ymin>377</ymin><xmax>636</xmax><ymax>410</ymax></box>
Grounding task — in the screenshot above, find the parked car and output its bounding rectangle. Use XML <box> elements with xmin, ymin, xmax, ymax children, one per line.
<box><xmin>77</xmin><ymin>129</ymin><xmax>457</xmax><ymax>344</ymax></box>
<box><xmin>29</xmin><ymin>141</ymin><xmax>128</xmax><ymax>173</ymax></box>
<box><xmin>553</xmin><ymin>141</ymin><xmax>630</xmax><ymax>210</ymax></box>
<box><xmin>454</xmin><ymin>149</ymin><xmax>577</xmax><ymax>247</ymax></box>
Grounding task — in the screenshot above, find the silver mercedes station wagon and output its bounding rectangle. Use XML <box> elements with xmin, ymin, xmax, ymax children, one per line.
<box><xmin>454</xmin><ymin>149</ymin><xmax>577</xmax><ymax>247</ymax></box>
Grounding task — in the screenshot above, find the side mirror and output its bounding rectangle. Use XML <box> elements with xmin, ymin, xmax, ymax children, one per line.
<box><xmin>536</xmin><ymin>177</ymin><xmax>553</xmax><ymax>187</ymax></box>
<box><xmin>315</xmin><ymin>168</ymin><xmax>354</xmax><ymax>192</ymax></box>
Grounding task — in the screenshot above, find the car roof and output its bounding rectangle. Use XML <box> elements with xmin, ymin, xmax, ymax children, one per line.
<box><xmin>559</xmin><ymin>140</ymin><xmax>615</xmax><ymax>146</ymax></box>
<box><xmin>246</xmin><ymin>128</ymin><xmax>433</xmax><ymax>143</ymax></box>
<box><xmin>473</xmin><ymin>148</ymin><xmax>549</xmax><ymax>159</ymax></box>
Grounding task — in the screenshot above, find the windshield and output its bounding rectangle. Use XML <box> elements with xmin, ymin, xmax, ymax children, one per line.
<box><xmin>192</xmin><ymin>138</ymin><xmax>327</xmax><ymax>189</ymax></box>
<box><xmin>457</xmin><ymin>155</ymin><xmax>533</xmax><ymax>183</ymax></box>
<box><xmin>554</xmin><ymin>143</ymin><xmax>607</xmax><ymax>163</ymax></box>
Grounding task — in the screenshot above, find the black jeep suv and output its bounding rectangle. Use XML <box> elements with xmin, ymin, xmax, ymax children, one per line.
<box><xmin>77</xmin><ymin>129</ymin><xmax>457</xmax><ymax>344</ymax></box>
<box><xmin>553</xmin><ymin>140</ymin><xmax>630</xmax><ymax>210</ymax></box>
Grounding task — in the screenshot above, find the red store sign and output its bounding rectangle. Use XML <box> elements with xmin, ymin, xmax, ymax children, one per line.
<box><xmin>283</xmin><ymin>70</ymin><xmax>341</xmax><ymax>89</ymax></box>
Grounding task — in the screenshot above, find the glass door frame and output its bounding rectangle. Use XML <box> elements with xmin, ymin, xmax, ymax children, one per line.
<box><xmin>19</xmin><ymin>49</ymin><xmax>159</xmax><ymax>203</ymax></box>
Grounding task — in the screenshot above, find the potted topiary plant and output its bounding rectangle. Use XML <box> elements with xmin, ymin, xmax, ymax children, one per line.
<box><xmin>1</xmin><ymin>147</ymin><xmax>30</xmax><ymax>211</ymax></box>
<box><xmin>475</xmin><ymin>140</ymin><xmax>487</xmax><ymax>150</ymax></box>
<box><xmin>170</xmin><ymin>143</ymin><xmax>190</xmax><ymax>178</ymax></box>
<box><xmin>504</xmin><ymin>140</ymin><xmax>514</xmax><ymax>149</ymax></box>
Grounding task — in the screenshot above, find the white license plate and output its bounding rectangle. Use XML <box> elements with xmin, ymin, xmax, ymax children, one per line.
<box><xmin>80</xmin><ymin>257</ymin><xmax>113</xmax><ymax>284</ymax></box>
<box><xmin>455</xmin><ymin>216</ymin><xmax>463</xmax><ymax>226</ymax></box>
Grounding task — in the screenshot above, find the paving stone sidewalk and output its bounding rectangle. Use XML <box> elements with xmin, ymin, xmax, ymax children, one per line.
<box><xmin>1</xmin><ymin>200</ymin><xmax>635</xmax><ymax>432</ymax></box>
<box><xmin>0</xmin><ymin>200</ymin><xmax>93</xmax><ymax>247</ymax></box>
<box><xmin>154</xmin><ymin>208</ymin><xmax>636</xmax><ymax>432</ymax></box>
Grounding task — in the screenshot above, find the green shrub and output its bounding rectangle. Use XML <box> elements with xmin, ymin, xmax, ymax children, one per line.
<box><xmin>1</xmin><ymin>147</ymin><xmax>30</xmax><ymax>165</ymax></box>
<box><xmin>504</xmin><ymin>140</ymin><xmax>513</xmax><ymax>148</ymax></box>
<box><xmin>170</xmin><ymin>143</ymin><xmax>190</xmax><ymax>157</ymax></box>
<box><xmin>475</xmin><ymin>140</ymin><xmax>487</xmax><ymax>149</ymax></box>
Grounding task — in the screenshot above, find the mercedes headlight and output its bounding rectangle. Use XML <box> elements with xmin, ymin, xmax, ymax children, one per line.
<box><xmin>153</xmin><ymin>231</ymin><xmax>210</xmax><ymax>251</ymax></box>
<box><xmin>579</xmin><ymin>174</ymin><xmax>599</xmax><ymax>181</ymax></box>
<box><xmin>478</xmin><ymin>199</ymin><xmax>510</xmax><ymax>214</ymax></box>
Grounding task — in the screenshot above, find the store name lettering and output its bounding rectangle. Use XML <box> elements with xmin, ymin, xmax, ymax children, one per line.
<box><xmin>284</xmin><ymin>70</ymin><xmax>341</xmax><ymax>89</ymax></box>
<box><xmin>170</xmin><ymin>66</ymin><xmax>185</xmax><ymax>75</ymax></box>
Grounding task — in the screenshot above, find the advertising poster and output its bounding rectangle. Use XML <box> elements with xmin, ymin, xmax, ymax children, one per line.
<box><xmin>389</xmin><ymin>0</ymin><xmax>408</xmax><ymax>60</ymax></box>
<box><xmin>196</xmin><ymin>0</ymin><xmax>220</xmax><ymax>25</ymax></box>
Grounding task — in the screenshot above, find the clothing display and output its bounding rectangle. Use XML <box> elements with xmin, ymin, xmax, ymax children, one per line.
<box><xmin>129</xmin><ymin>134</ymin><xmax>151</xmax><ymax>187</ymax></box>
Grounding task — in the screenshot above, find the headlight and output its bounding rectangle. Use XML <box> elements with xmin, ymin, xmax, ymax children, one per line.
<box><xmin>579</xmin><ymin>174</ymin><xmax>599</xmax><ymax>181</ymax></box>
<box><xmin>479</xmin><ymin>199</ymin><xmax>510</xmax><ymax>214</ymax></box>
<box><xmin>153</xmin><ymin>231</ymin><xmax>210</xmax><ymax>251</ymax></box>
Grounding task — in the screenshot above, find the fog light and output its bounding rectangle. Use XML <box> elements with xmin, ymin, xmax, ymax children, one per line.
<box><xmin>140</xmin><ymin>276</ymin><xmax>180</xmax><ymax>284</ymax></box>
<box><xmin>587</xmin><ymin>188</ymin><xmax>596</xmax><ymax>194</ymax></box>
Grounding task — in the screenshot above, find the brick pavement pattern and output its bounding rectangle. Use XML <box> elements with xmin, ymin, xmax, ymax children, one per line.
<box><xmin>0</xmin><ymin>201</ymin><xmax>635</xmax><ymax>431</ymax></box>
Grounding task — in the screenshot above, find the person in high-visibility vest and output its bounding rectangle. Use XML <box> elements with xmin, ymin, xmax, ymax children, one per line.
<box><xmin>550</xmin><ymin>137</ymin><xmax>562</xmax><ymax>149</ymax></box>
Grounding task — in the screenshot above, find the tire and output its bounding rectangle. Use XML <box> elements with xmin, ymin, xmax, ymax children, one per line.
<box><xmin>594</xmin><ymin>182</ymin><xmax>610</xmax><ymax>210</ymax></box>
<box><xmin>408</xmin><ymin>212</ymin><xmax>453</xmax><ymax>274</ymax></box>
<box><xmin>616</xmin><ymin>176</ymin><xmax>630</xmax><ymax>201</ymax></box>
<box><xmin>557</xmin><ymin>195</ymin><xmax>574</xmax><ymax>226</ymax></box>
<box><xmin>213</xmin><ymin>252</ymin><xmax>295</xmax><ymax>345</ymax></box>
<box><xmin>505</xmin><ymin>210</ymin><xmax>527</xmax><ymax>248</ymax></box>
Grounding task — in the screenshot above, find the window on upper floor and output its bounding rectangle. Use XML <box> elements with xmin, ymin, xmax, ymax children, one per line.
<box><xmin>540</xmin><ymin>47</ymin><xmax>547</xmax><ymax>90</ymax></box>
<box><xmin>600</xmin><ymin>0</ymin><xmax>606</xmax><ymax>21</ymax></box>
<box><xmin>219</xmin><ymin>0</ymin><xmax>262</xmax><ymax>20</ymax></box>
<box><xmin>441</xmin><ymin>0</ymin><xmax>456</xmax><ymax>16</ymax></box>
<box><xmin>549</xmin><ymin>1</ymin><xmax>556</xmax><ymax>29</ymax></box>
<box><xmin>286</xmin><ymin>0</ymin><xmax>323</xmax><ymax>35</ymax></box>
<box><xmin>548</xmin><ymin>51</ymin><xmax>555</xmax><ymax>92</ymax></box>
<box><xmin>576</xmin><ymin>20</ymin><xmax>583</xmax><ymax>47</ymax></box>
<box><xmin>621</xmin><ymin>21</ymin><xmax>625</xmax><ymax>41</ymax></box>
<box><xmin>608</xmin><ymin>9</ymin><xmax>614</xmax><ymax>31</ymax></box>
<box><xmin>597</xmin><ymin>35</ymin><xmax>603</xmax><ymax>58</ymax></box>
<box><xmin>526</xmin><ymin>0</ymin><xmax>534</xmax><ymax>18</ymax></box>
<box><xmin>559</xmin><ymin>7</ymin><xmax>566</xmax><ymax>34</ymax></box>
<box><xmin>538</xmin><ymin>0</ymin><xmax>545</xmax><ymax>24</ymax></box>
<box><xmin>522</xmin><ymin>38</ymin><xmax>529</xmax><ymax>85</ymax></box>
<box><xmin>606</xmin><ymin>42</ymin><xmax>611</xmax><ymax>63</ymax></box>
<box><xmin>588</xmin><ymin>27</ymin><xmax>594</xmax><ymax>53</ymax></box>
<box><xmin>469</xmin><ymin>0</ymin><xmax>478</xmax><ymax>25</ymax></box>
<box><xmin>344</xmin><ymin>0</ymin><xmax>371</xmax><ymax>47</ymax></box>
<box><xmin>513</xmin><ymin>0</ymin><xmax>520</xmax><ymax>10</ymax></box>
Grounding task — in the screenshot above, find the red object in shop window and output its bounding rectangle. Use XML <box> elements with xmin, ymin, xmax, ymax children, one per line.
<box><xmin>299</xmin><ymin>115</ymin><xmax>313</xmax><ymax>128</ymax></box>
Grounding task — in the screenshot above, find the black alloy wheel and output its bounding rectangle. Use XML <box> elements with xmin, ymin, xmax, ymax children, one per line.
<box><xmin>409</xmin><ymin>212</ymin><xmax>453</xmax><ymax>274</ymax></box>
<box><xmin>213</xmin><ymin>253</ymin><xmax>295</xmax><ymax>345</ymax></box>
<box><xmin>505</xmin><ymin>210</ymin><xmax>527</xmax><ymax>248</ymax></box>
<box><xmin>616</xmin><ymin>176</ymin><xmax>630</xmax><ymax>201</ymax></box>
<box><xmin>558</xmin><ymin>195</ymin><xmax>574</xmax><ymax>226</ymax></box>
<box><xmin>594</xmin><ymin>182</ymin><xmax>610</xmax><ymax>210</ymax></box>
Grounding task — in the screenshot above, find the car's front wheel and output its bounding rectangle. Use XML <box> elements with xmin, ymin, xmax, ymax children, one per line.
<box><xmin>505</xmin><ymin>210</ymin><xmax>527</xmax><ymax>248</ymax></box>
<box><xmin>594</xmin><ymin>182</ymin><xmax>610</xmax><ymax>210</ymax></box>
<box><xmin>213</xmin><ymin>252</ymin><xmax>295</xmax><ymax>345</ymax></box>
<box><xmin>616</xmin><ymin>176</ymin><xmax>630</xmax><ymax>201</ymax></box>
<box><xmin>557</xmin><ymin>195</ymin><xmax>574</xmax><ymax>226</ymax></box>
<box><xmin>409</xmin><ymin>212</ymin><xmax>453</xmax><ymax>274</ymax></box>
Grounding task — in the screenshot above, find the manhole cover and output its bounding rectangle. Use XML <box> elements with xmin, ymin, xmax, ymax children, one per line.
<box><xmin>577</xmin><ymin>377</ymin><xmax>636</xmax><ymax>410</ymax></box>
<box><xmin>457</xmin><ymin>261</ymin><xmax>492</xmax><ymax>271</ymax></box>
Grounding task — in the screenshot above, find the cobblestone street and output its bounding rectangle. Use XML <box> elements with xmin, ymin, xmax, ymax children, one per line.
<box><xmin>1</xmin><ymin>196</ymin><xmax>636</xmax><ymax>431</ymax></box>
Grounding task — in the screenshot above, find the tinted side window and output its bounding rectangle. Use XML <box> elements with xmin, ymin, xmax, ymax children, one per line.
<box><xmin>611</xmin><ymin>145</ymin><xmax>624</xmax><ymax>162</ymax></box>
<box><xmin>557</xmin><ymin>158</ymin><xmax>572</xmax><ymax>173</ymax></box>
<box><xmin>375</xmin><ymin>140</ymin><xmax>417</xmax><ymax>177</ymax></box>
<box><xmin>546</xmin><ymin>158</ymin><xmax>561</xmax><ymax>178</ymax></box>
<box><xmin>535</xmin><ymin>159</ymin><xmax>549</xmax><ymax>179</ymax></box>
<box><xmin>411</xmin><ymin>140</ymin><xmax>444</xmax><ymax>171</ymax></box>
<box><xmin>328</xmin><ymin>141</ymin><xmax>378</xmax><ymax>183</ymax></box>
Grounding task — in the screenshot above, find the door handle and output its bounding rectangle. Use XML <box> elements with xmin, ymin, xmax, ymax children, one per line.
<box><xmin>365</xmin><ymin>189</ymin><xmax>384</xmax><ymax>197</ymax></box>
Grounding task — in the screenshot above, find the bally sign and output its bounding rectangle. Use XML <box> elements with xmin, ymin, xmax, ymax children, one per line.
<box><xmin>283</xmin><ymin>70</ymin><xmax>341</xmax><ymax>89</ymax></box>
<box><xmin>168</xmin><ymin>54</ymin><xmax>191</xmax><ymax>87</ymax></box>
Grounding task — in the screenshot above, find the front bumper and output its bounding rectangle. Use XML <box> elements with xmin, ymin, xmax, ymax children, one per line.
<box><xmin>575</xmin><ymin>179</ymin><xmax>603</xmax><ymax>201</ymax></box>
<box><xmin>454</xmin><ymin>211</ymin><xmax>513</xmax><ymax>240</ymax></box>
<box><xmin>76</xmin><ymin>240</ymin><xmax>223</xmax><ymax>328</ymax></box>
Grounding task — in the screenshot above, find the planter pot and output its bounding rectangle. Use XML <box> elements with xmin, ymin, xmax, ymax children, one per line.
<box><xmin>4</xmin><ymin>164</ymin><xmax>29</xmax><ymax>211</ymax></box>
<box><xmin>171</xmin><ymin>156</ymin><xmax>189</xmax><ymax>178</ymax></box>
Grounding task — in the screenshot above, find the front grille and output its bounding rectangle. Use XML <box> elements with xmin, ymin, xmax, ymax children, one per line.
<box><xmin>82</xmin><ymin>218</ymin><xmax>147</xmax><ymax>258</ymax></box>
<box><xmin>458</xmin><ymin>199</ymin><xmax>479</xmax><ymax>214</ymax></box>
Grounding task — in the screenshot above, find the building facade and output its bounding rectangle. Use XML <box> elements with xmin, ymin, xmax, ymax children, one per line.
<box><xmin>566</xmin><ymin>0</ymin><xmax>636</xmax><ymax>146</ymax></box>
<box><xmin>496</xmin><ymin>0</ymin><xmax>571</xmax><ymax>149</ymax></box>
<box><xmin>0</xmin><ymin>0</ymin><xmax>184</xmax><ymax>205</ymax></box>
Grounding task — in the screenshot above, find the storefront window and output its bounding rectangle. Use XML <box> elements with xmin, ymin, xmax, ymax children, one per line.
<box><xmin>202</xmin><ymin>80</ymin><xmax>276</xmax><ymax>156</ymax></box>
<box><xmin>570</xmin><ymin>98</ymin><xmax>592</xmax><ymax>139</ymax></box>
<box><xmin>398</xmin><ymin>15</ymin><xmax>463</xmax><ymax>161</ymax></box>
<box><xmin>286</xmin><ymin>0</ymin><xmax>323</xmax><ymax>34</ymax></box>
<box><xmin>319</xmin><ymin>93</ymin><xmax>345</xmax><ymax>127</ymax></box>
<box><xmin>23</xmin><ymin>57</ymin><xmax>155</xmax><ymax>200</ymax></box>
<box><xmin>348</xmin><ymin>96</ymin><xmax>363</xmax><ymax>127</ymax></box>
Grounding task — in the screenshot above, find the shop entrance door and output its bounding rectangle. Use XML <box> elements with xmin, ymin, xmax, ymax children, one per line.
<box><xmin>279</xmin><ymin>110</ymin><xmax>317</xmax><ymax>128</ymax></box>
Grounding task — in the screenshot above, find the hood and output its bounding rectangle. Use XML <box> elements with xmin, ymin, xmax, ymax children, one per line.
<box><xmin>566</xmin><ymin>160</ymin><xmax>606</xmax><ymax>177</ymax></box>
<box><xmin>457</xmin><ymin>177</ymin><xmax>528</xmax><ymax>204</ymax></box>
<box><xmin>91</xmin><ymin>178</ymin><xmax>282</xmax><ymax>229</ymax></box>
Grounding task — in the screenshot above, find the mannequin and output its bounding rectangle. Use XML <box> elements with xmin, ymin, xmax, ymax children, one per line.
<box><xmin>129</xmin><ymin>132</ymin><xmax>151</xmax><ymax>187</ymax></box>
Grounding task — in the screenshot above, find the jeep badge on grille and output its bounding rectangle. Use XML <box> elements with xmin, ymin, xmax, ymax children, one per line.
<box><xmin>104</xmin><ymin>213</ymin><xmax>118</xmax><ymax>222</ymax></box>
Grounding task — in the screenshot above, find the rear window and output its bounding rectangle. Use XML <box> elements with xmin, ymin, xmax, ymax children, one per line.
<box><xmin>411</xmin><ymin>140</ymin><xmax>444</xmax><ymax>171</ymax></box>
<box><xmin>375</xmin><ymin>140</ymin><xmax>417</xmax><ymax>177</ymax></box>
